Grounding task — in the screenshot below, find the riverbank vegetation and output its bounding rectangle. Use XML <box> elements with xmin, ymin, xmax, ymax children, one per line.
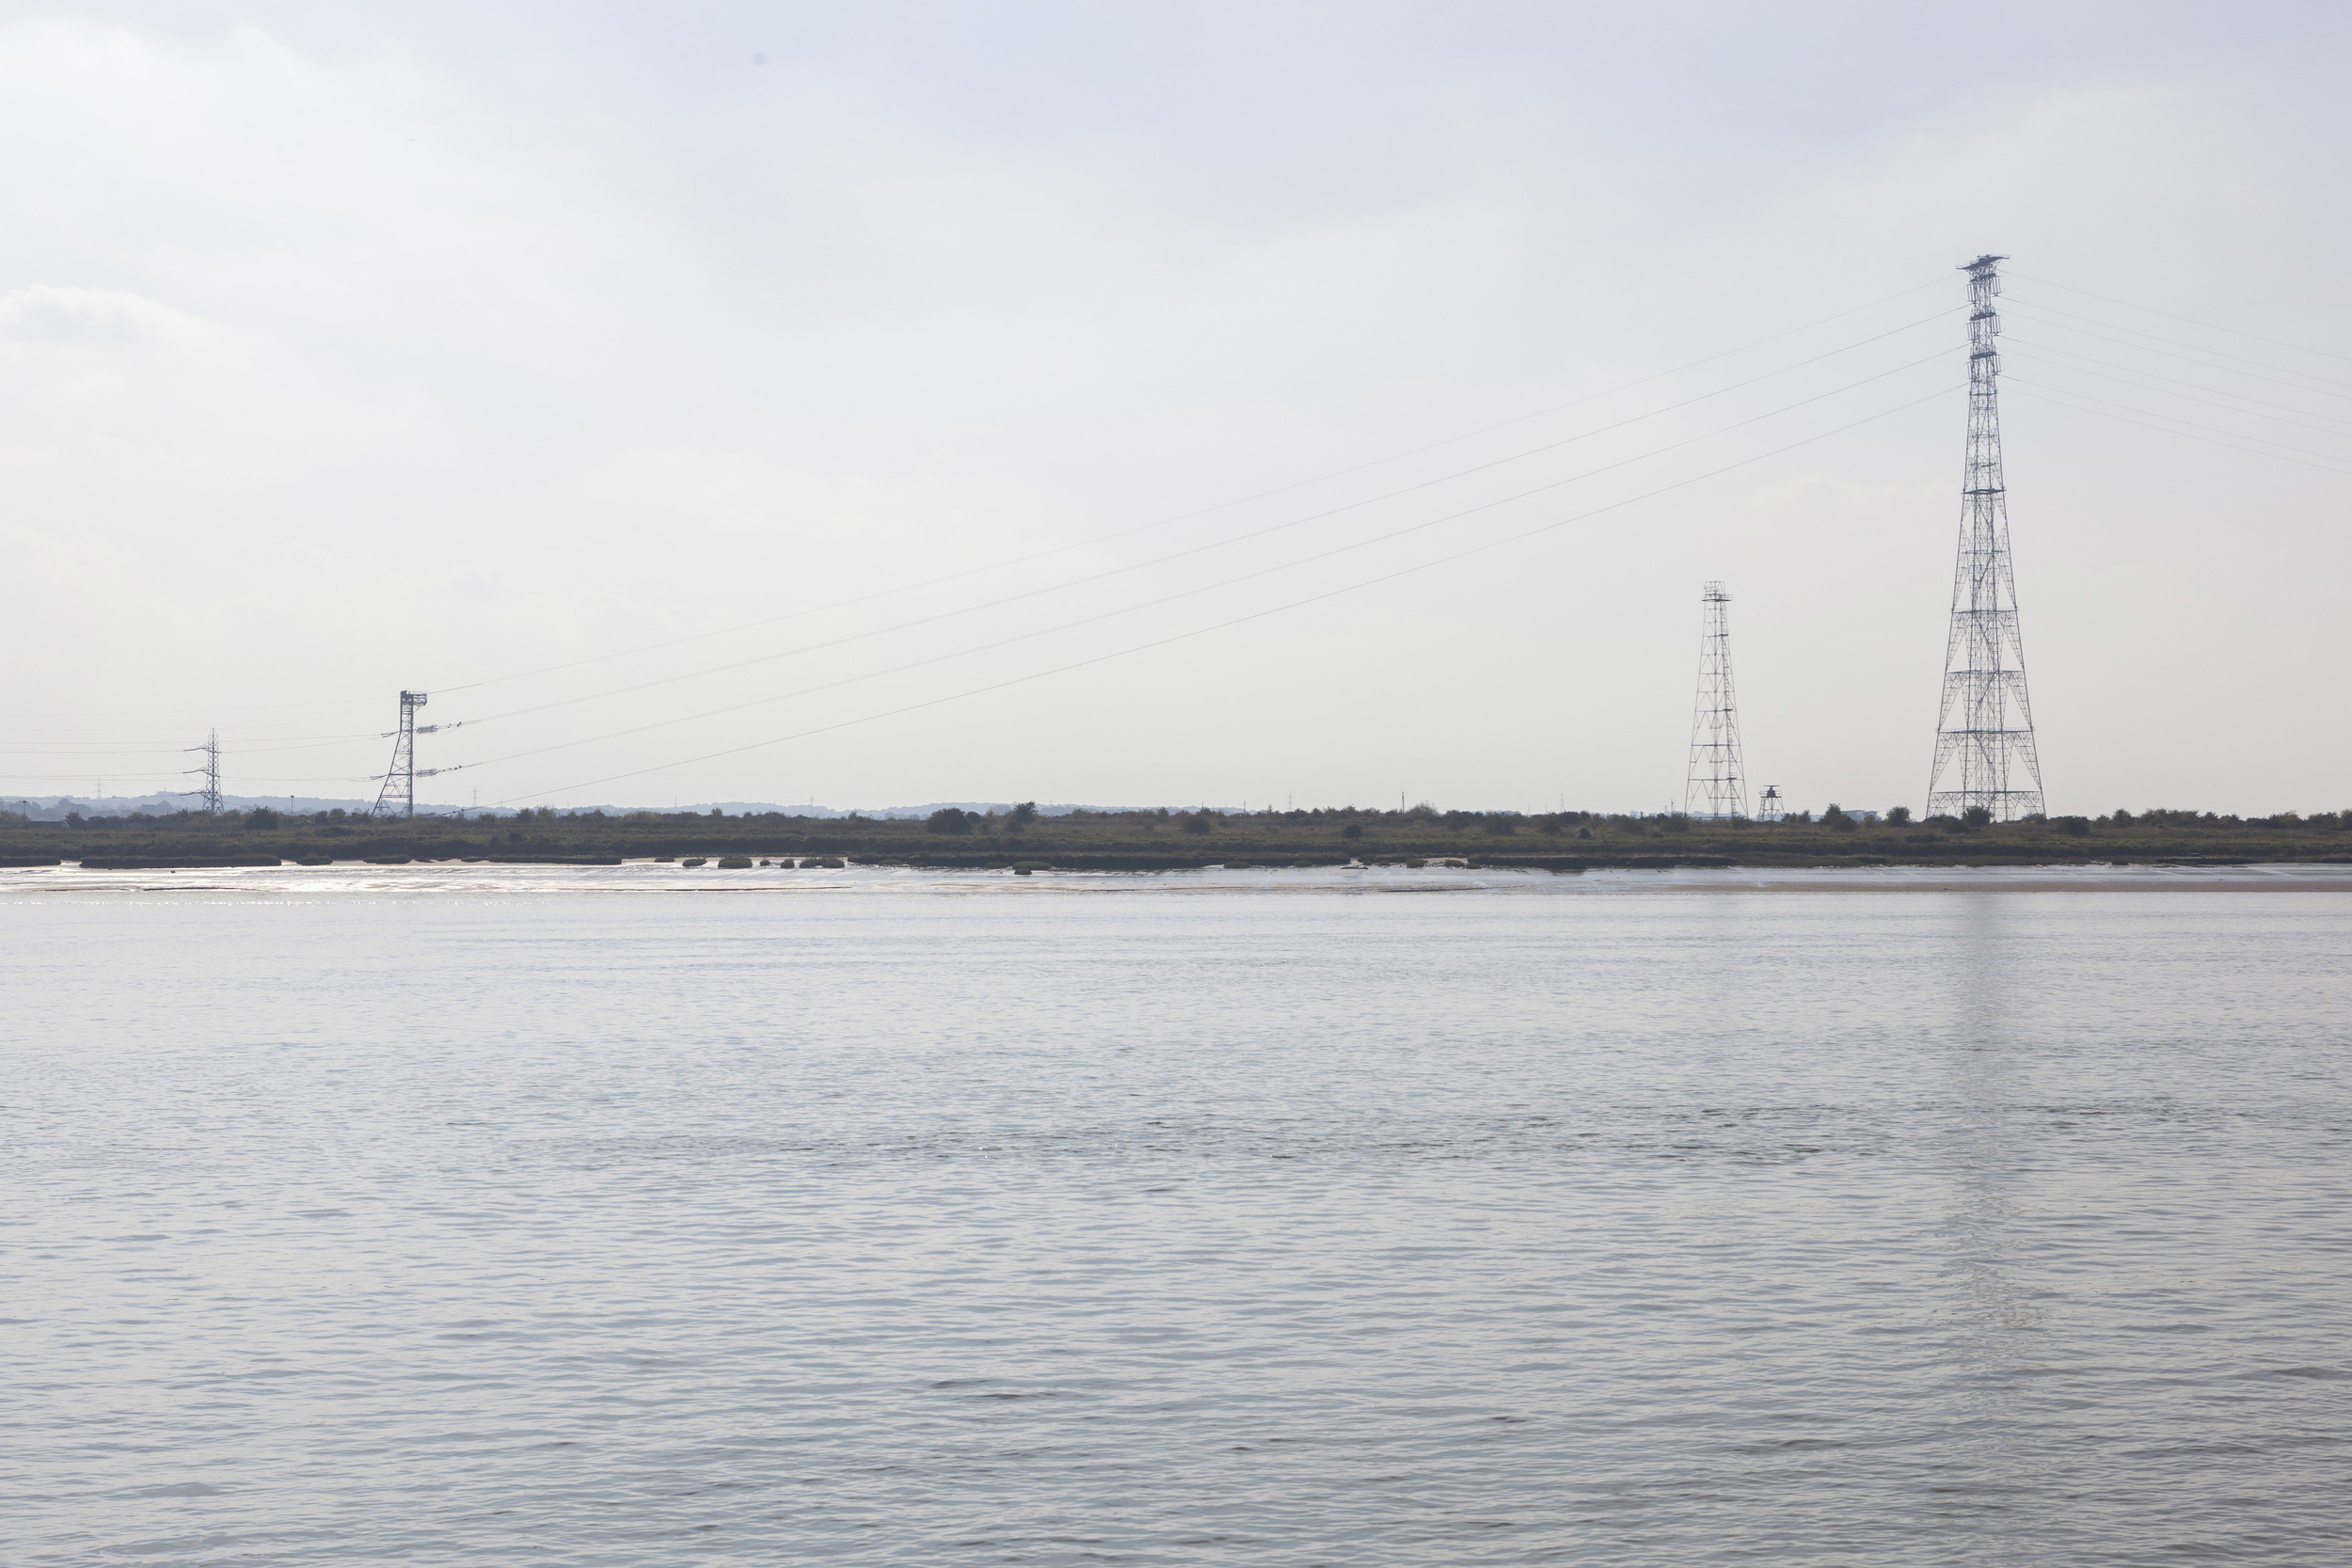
<box><xmin>0</xmin><ymin>802</ymin><xmax>2344</xmax><ymax>870</ymax></box>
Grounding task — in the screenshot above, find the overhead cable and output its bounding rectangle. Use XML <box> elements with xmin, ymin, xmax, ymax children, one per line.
<box><xmin>2005</xmin><ymin>271</ymin><xmax>2352</xmax><ymax>365</ymax></box>
<box><xmin>2005</xmin><ymin>386</ymin><xmax>2352</xmax><ymax>477</ymax></box>
<box><xmin>2003</xmin><ymin>342</ymin><xmax>2352</xmax><ymax>436</ymax></box>
<box><xmin>1998</xmin><ymin>303</ymin><xmax>2352</xmax><ymax>402</ymax></box>
<box><xmin>439</xmin><ymin>351</ymin><xmax>1956</xmax><ymax>774</ymax></box>
<box><xmin>427</xmin><ymin>283</ymin><xmax>1957</xmax><ymax>700</ymax></box>
<box><xmin>476</xmin><ymin>385</ymin><xmax>1960</xmax><ymax>804</ymax></box>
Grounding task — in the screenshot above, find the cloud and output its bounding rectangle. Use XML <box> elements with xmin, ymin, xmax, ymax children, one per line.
<box><xmin>0</xmin><ymin>283</ymin><xmax>215</xmax><ymax>347</ymax></box>
<box><xmin>0</xmin><ymin>7</ymin><xmax>2344</xmax><ymax>812</ymax></box>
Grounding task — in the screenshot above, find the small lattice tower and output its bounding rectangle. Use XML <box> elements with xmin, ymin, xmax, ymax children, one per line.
<box><xmin>1684</xmin><ymin>580</ymin><xmax>1747</xmax><ymax>818</ymax></box>
<box><xmin>197</xmin><ymin>729</ymin><xmax>222</xmax><ymax>816</ymax></box>
<box><xmin>1927</xmin><ymin>255</ymin><xmax>2044</xmax><ymax>819</ymax></box>
<box><xmin>371</xmin><ymin>691</ymin><xmax>429</xmax><ymax>818</ymax></box>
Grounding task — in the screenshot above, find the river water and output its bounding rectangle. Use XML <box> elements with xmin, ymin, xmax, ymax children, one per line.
<box><xmin>7</xmin><ymin>867</ymin><xmax>2349</xmax><ymax>1564</ymax></box>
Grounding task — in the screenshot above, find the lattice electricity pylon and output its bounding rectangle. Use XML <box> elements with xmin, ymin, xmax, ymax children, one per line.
<box><xmin>371</xmin><ymin>690</ymin><xmax>430</xmax><ymax>818</ymax></box>
<box><xmin>1683</xmin><ymin>580</ymin><xmax>1747</xmax><ymax>818</ymax></box>
<box><xmin>181</xmin><ymin>729</ymin><xmax>225</xmax><ymax>814</ymax></box>
<box><xmin>1927</xmin><ymin>255</ymin><xmax>2044</xmax><ymax>820</ymax></box>
<box><xmin>199</xmin><ymin>729</ymin><xmax>222</xmax><ymax>815</ymax></box>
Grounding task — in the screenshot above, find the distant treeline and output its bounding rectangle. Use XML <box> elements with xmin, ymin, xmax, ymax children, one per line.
<box><xmin>1</xmin><ymin>800</ymin><xmax>2345</xmax><ymax>870</ymax></box>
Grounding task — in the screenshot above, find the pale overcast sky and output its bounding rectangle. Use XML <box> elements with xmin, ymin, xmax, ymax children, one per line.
<box><xmin>3</xmin><ymin>2</ymin><xmax>2347</xmax><ymax>815</ymax></box>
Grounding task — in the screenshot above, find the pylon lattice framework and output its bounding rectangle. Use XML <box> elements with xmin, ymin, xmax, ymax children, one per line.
<box><xmin>195</xmin><ymin>728</ymin><xmax>222</xmax><ymax>816</ymax></box>
<box><xmin>1927</xmin><ymin>254</ymin><xmax>2043</xmax><ymax>820</ymax></box>
<box><xmin>372</xmin><ymin>690</ymin><xmax>430</xmax><ymax>819</ymax></box>
<box><xmin>1684</xmin><ymin>580</ymin><xmax>1747</xmax><ymax>818</ymax></box>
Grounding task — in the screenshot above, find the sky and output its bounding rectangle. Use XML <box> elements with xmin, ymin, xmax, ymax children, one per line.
<box><xmin>2</xmin><ymin>1</ymin><xmax>2347</xmax><ymax>816</ymax></box>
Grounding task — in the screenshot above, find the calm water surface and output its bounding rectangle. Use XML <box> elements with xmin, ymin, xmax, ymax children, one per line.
<box><xmin>6</xmin><ymin>875</ymin><xmax>2349</xmax><ymax>1564</ymax></box>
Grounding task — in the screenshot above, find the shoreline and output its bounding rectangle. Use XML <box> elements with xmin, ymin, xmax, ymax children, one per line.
<box><xmin>6</xmin><ymin>860</ymin><xmax>2352</xmax><ymax>895</ymax></box>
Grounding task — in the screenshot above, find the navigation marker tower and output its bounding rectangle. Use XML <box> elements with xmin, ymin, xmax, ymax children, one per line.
<box><xmin>371</xmin><ymin>690</ymin><xmax>431</xmax><ymax>819</ymax></box>
<box><xmin>1684</xmin><ymin>580</ymin><xmax>1748</xmax><ymax>818</ymax></box>
<box><xmin>1928</xmin><ymin>255</ymin><xmax>2044</xmax><ymax>819</ymax></box>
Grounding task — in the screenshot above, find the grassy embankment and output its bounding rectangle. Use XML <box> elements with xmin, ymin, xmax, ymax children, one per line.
<box><xmin>1</xmin><ymin>804</ymin><xmax>2345</xmax><ymax>870</ymax></box>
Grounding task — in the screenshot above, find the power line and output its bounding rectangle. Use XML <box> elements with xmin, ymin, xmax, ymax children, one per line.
<box><xmin>2004</xmin><ymin>293</ymin><xmax>2352</xmax><ymax>390</ymax></box>
<box><xmin>2005</xmin><ymin>271</ymin><xmax>2352</xmax><ymax>366</ymax></box>
<box><xmin>2005</xmin><ymin>377</ymin><xmax>2352</xmax><ymax>467</ymax></box>
<box><xmin>1998</xmin><ymin>302</ymin><xmax>2352</xmax><ymax>402</ymax></box>
<box><xmin>440</xmin><ymin>354</ymin><xmax>1955</xmax><ymax>779</ymax></box>
<box><xmin>0</xmin><ymin>769</ymin><xmax>378</xmax><ymax>784</ymax></box>
<box><xmin>2004</xmin><ymin>344</ymin><xmax>2352</xmax><ymax>437</ymax></box>
<box><xmin>0</xmin><ymin>284</ymin><xmax>1959</xmax><ymax>775</ymax></box>
<box><xmin>2005</xmin><ymin>386</ymin><xmax>2352</xmax><ymax>477</ymax></box>
<box><xmin>0</xmin><ymin>294</ymin><xmax>1963</xmax><ymax>777</ymax></box>
<box><xmin>435</xmin><ymin>341</ymin><xmax>1959</xmax><ymax>743</ymax></box>
<box><xmin>476</xmin><ymin>385</ymin><xmax>1958</xmax><ymax>805</ymax></box>
<box><xmin>427</xmin><ymin>283</ymin><xmax>1956</xmax><ymax>702</ymax></box>
<box><xmin>0</xmin><ymin>731</ymin><xmax>385</xmax><ymax>757</ymax></box>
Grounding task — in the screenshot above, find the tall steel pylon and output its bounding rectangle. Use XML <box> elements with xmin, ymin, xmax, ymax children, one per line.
<box><xmin>371</xmin><ymin>691</ymin><xmax>430</xmax><ymax>818</ymax></box>
<box><xmin>1928</xmin><ymin>254</ymin><xmax>2044</xmax><ymax>820</ymax></box>
<box><xmin>188</xmin><ymin>729</ymin><xmax>222</xmax><ymax>815</ymax></box>
<box><xmin>1684</xmin><ymin>580</ymin><xmax>1747</xmax><ymax>818</ymax></box>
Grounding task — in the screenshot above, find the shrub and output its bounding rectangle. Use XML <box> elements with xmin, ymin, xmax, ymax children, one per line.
<box><xmin>2055</xmin><ymin>816</ymin><xmax>2091</xmax><ymax>836</ymax></box>
<box><xmin>1657</xmin><ymin>814</ymin><xmax>1691</xmax><ymax>834</ymax></box>
<box><xmin>1885</xmin><ymin>805</ymin><xmax>1912</xmax><ymax>824</ymax></box>
<box><xmin>243</xmin><ymin>807</ymin><xmax>279</xmax><ymax>830</ymax></box>
<box><xmin>1183</xmin><ymin>815</ymin><xmax>1211</xmax><ymax>835</ymax></box>
<box><xmin>1576</xmin><ymin>827</ymin><xmax>1591</xmax><ymax>839</ymax></box>
<box><xmin>1963</xmin><ymin>806</ymin><xmax>1994</xmax><ymax>828</ymax></box>
<box><xmin>1342</xmin><ymin>824</ymin><xmax>1362</xmax><ymax>840</ymax></box>
<box><xmin>1009</xmin><ymin>801</ymin><xmax>1038</xmax><ymax>826</ymax></box>
<box><xmin>1484</xmin><ymin>816</ymin><xmax>1518</xmax><ymax>836</ymax></box>
<box><xmin>926</xmin><ymin>808</ymin><xmax>972</xmax><ymax>834</ymax></box>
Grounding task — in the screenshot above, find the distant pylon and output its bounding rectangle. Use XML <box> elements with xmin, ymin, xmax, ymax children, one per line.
<box><xmin>1683</xmin><ymin>580</ymin><xmax>1747</xmax><ymax>818</ymax></box>
<box><xmin>1928</xmin><ymin>255</ymin><xmax>2044</xmax><ymax>820</ymax></box>
<box><xmin>196</xmin><ymin>729</ymin><xmax>222</xmax><ymax>816</ymax></box>
<box><xmin>371</xmin><ymin>691</ymin><xmax>430</xmax><ymax>818</ymax></box>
